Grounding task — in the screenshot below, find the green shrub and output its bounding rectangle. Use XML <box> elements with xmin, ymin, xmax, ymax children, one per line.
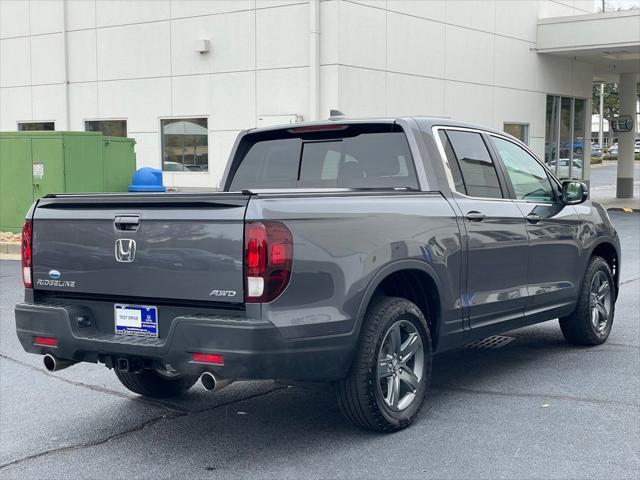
<box><xmin>602</xmin><ymin>154</ymin><xmax>640</xmax><ymax>161</ymax></box>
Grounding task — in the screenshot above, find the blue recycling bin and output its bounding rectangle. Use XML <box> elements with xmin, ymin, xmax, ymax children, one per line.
<box><xmin>128</xmin><ymin>167</ymin><xmax>166</xmax><ymax>192</ymax></box>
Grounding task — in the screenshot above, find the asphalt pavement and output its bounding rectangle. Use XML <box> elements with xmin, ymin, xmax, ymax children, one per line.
<box><xmin>0</xmin><ymin>211</ymin><xmax>638</xmax><ymax>480</ymax></box>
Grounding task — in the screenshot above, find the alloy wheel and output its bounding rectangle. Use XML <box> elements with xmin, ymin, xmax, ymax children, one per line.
<box><xmin>377</xmin><ymin>320</ymin><xmax>424</xmax><ymax>412</ymax></box>
<box><xmin>589</xmin><ymin>270</ymin><xmax>611</xmax><ymax>334</ymax></box>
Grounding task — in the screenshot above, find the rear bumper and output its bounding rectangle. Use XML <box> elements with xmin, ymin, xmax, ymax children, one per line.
<box><xmin>14</xmin><ymin>302</ymin><xmax>355</xmax><ymax>381</ymax></box>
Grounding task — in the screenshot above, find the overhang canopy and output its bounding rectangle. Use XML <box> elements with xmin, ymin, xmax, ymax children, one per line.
<box><xmin>537</xmin><ymin>10</ymin><xmax>640</xmax><ymax>79</ymax></box>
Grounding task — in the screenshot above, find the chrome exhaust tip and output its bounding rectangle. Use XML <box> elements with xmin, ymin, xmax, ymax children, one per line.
<box><xmin>201</xmin><ymin>371</ymin><xmax>217</xmax><ymax>391</ymax></box>
<box><xmin>200</xmin><ymin>372</ymin><xmax>233</xmax><ymax>392</ymax></box>
<box><xmin>43</xmin><ymin>354</ymin><xmax>76</xmax><ymax>372</ymax></box>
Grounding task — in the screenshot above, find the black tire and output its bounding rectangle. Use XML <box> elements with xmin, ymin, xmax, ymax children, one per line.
<box><xmin>115</xmin><ymin>369</ymin><xmax>198</xmax><ymax>398</ymax></box>
<box><xmin>336</xmin><ymin>297</ymin><xmax>432</xmax><ymax>432</ymax></box>
<box><xmin>559</xmin><ymin>256</ymin><xmax>615</xmax><ymax>346</ymax></box>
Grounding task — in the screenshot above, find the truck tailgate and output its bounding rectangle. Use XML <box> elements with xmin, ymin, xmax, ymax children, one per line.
<box><xmin>31</xmin><ymin>193</ymin><xmax>249</xmax><ymax>303</ymax></box>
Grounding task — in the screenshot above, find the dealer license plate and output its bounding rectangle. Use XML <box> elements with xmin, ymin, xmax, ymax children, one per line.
<box><xmin>114</xmin><ymin>304</ymin><xmax>158</xmax><ymax>338</ymax></box>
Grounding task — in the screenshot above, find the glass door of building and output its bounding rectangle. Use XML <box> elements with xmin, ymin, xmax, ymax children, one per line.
<box><xmin>545</xmin><ymin>95</ymin><xmax>586</xmax><ymax>180</ymax></box>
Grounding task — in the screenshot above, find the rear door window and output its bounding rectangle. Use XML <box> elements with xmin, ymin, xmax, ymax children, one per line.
<box><xmin>438</xmin><ymin>130</ymin><xmax>466</xmax><ymax>194</ymax></box>
<box><xmin>228</xmin><ymin>126</ymin><xmax>418</xmax><ymax>190</ymax></box>
<box><xmin>444</xmin><ymin>130</ymin><xmax>503</xmax><ymax>199</ymax></box>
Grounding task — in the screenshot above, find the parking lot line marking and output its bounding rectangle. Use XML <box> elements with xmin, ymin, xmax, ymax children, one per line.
<box><xmin>606</xmin><ymin>207</ymin><xmax>640</xmax><ymax>213</ymax></box>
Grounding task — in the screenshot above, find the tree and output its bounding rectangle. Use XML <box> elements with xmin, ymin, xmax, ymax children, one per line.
<box><xmin>593</xmin><ymin>81</ymin><xmax>640</xmax><ymax>146</ymax></box>
<box><xmin>592</xmin><ymin>83</ymin><xmax>619</xmax><ymax>145</ymax></box>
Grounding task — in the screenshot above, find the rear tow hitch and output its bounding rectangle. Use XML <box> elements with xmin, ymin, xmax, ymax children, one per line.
<box><xmin>116</xmin><ymin>357</ymin><xmax>131</xmax><ymax>372</ymax></box>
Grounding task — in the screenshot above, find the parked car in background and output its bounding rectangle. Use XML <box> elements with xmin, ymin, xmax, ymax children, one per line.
<box><xmin>550</xmin><ymin>157</ymin><xmax>584</xmax><ymax>179</ymax></box>
<box><xmin>573</xmin><ymin>137</ymin><xmax>584</xmax><ymax>155</ymax></box>
<box><xmin>550</xmin><ymin>158</ymin><xmax>584</xmax><ymax>169</ymax></box>
<box><xmin>15</xmin><ymin>117</ymin><xmax>621</xmax><ymax>432</ymax></box>
<box><xmin>605</xmin><ymin>143</ymin><xmax>639</xmax><ymax>156</ymax></box>
<box><xmin>591</xmin><ymin>143</ymin><xmax>602</xmax><ymax>157</ymax></box>
<box><xmin>162</xmin><ymin>161</ymin><xmax>188</xmax><ymax>171</ymax></box>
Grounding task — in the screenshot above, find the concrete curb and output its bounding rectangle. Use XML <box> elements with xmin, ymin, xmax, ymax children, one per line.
<box><xmin>0</xmin><ymin>242</ymin><xmax>20</xmax><ymax>255</ymax></box>
<box><xmin>607</xmin><ymin>207</ymin><xmax>640</xmax><ymax>213</ymax></box>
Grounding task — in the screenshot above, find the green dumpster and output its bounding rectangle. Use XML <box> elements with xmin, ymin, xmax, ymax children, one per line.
<box><xmin>0</xmin><ymin>131</ymin><xmax>136</xmax><ymax>232</ymax></box>
<box><xmin>103</xmin><ymin>136</ymin><xmax>138</xmax><ymax>193</ymax></box>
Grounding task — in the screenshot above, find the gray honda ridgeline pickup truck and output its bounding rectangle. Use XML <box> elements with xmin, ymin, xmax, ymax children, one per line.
<box><xmin>16</xmin><ymin>117</ymin><xmax>620</xmax><ymax>432</ymax></box>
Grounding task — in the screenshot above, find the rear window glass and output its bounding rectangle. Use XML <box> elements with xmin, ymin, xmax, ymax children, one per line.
<box><xmin>228</xmin><ymin>138</ymin><xmax>301</xmax><ymax>189</ymax></box>
<box><xmin>228</xmin><ymin>127</ymin><xmax>418</xmax><ymax>190</ymax></box>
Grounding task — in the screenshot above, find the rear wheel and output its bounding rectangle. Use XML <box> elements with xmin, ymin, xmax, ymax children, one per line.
<box><xmin>115</xmin><ymin>368</ymin><xmax>198</xmax><ymax>398</ymax></box>
<box><xmin>336</xmin><ymin>297</ymin><xmax>432</xmax><ymax>432</ymax></box>
<box><xmin>559</xmin><ymin>256</ymin><xmax>615</xmax><ymax>346</ymax></box>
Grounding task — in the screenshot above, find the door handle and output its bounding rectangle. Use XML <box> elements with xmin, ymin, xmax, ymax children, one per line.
<box><xmin>525</xmin><ymin>213</ymin><xmax>541</xmax><ymax>224</ymax></box>
<box><xmin>464</xmin><ymin>211</ymin><xmax>486</xmax><ymax>222</ymax></box>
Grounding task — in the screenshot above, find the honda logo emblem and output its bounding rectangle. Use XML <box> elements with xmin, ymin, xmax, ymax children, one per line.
<box><xmin>115</xmin><ymin>239</ymin><xmax>136</xmax><ymax>263</ymax></box>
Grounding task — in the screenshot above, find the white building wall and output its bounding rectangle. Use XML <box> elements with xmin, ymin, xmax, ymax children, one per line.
<box><xmin>327</xmin><ymin>0</ymin><xmax>595</xmax><ymax>161</ymax></box>
<box><xmin>0</xmin><ymin>0</ymin><xmax>595</xmax><ymax>188</ymax></box>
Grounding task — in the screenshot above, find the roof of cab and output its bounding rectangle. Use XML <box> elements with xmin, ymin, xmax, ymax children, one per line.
<box><xmin>246</xmin><ymin>116</ymin><xmax>396</xmax><ymax>134</ymax></box>
<box><xmin>245</xmin><ymin>115</ymin><xmax>515</xmax><ymax>141</ymax></box>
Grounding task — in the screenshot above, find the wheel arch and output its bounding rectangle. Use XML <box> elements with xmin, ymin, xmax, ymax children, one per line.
<box><xmin>589</xmin><ymin>240</ymin><xmax>620</xmax><ymax>298</ymax></box>
<box><xmin>353</xmin><ymin>260</ymin><xmax>443</xmax><ymax>351</ymax></box>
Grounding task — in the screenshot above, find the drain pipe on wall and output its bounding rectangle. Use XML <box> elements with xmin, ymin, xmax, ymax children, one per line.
<box><xmin>309</xmin><ymin>0</ymin><xmax>320</xmax><ymax>121</ymax></box>
<box><xmin>62</xmin><ymin>0</ymin><xmax>70</xmax><ymax>130</ymax></box>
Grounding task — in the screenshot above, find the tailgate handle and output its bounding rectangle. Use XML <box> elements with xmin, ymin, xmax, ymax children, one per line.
<box><xmin>114</xmin><ymin>215</ymin><xmax>140</xmax><ymax>232</ymax></box>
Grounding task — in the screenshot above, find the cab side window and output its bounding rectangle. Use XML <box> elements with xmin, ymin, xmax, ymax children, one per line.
<box><xmin>445</xmin><ymin>130</ymin><xmax>503</xmax><ymax>199</ymax></box>
<box><xmin>491</xmin><ymin>136</ymin><xmax>555</xmax><ymax>203</ymax></box>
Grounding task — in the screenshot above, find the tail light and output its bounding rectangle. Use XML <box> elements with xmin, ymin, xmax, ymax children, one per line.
<box><xmin>21</xmin><ymin>220</ymin><xmax>32</xmax><ymax>288</ymax></box>
<box><xmin>244</xmin><ymin>222</ymin><xmax>293</xmax><ymax>303</ymax></box>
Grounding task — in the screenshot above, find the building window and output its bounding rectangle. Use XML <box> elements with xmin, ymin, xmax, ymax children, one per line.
<box><xmin>503</xmin><ymin>123</ymin><xmax>529</xmax><ymax>144</ymax></box>
<box><xmin>572</xmin><ymin>99</ymin><xmax>586</xmax><ymax>180</ymax></box>
<box><xmin>161</xmin><ymin>118</ymin><xmax>208</xmax><ymax>172</ymax></box>
<box><xmin>545</xmin><ymin>95</ymin><xmax>586</xmax><ymax>180</ymax></box>
<box><xmin>85</xmin><ymin>120</ymin><xmax>127</xmax><ymax>137</ymax></box>
<box><xmin>18</xmin><ymin>122</ymin><xmax>54</xmax><ymax>131</ymax></box>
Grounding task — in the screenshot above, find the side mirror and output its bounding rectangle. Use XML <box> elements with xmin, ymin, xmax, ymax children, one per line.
<box><xmin>562</xmin><ymin>180</ymin><xmax>588</xmax><ymax>205</ymax></box>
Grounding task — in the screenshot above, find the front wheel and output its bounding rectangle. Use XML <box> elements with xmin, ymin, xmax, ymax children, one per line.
<box><xmin>559</xmin><ymin>256</ymin><xmax>615</xmax><ymax>346</ymax></box>
<box><xmin>336</xmin><ymin>297</ymin><xmax>432</xmax><ymax>432</ymax></box>
<box><xmin>115</xmin><ymin>369</ymin><xmax>198</xmax><ymax>398</ymax></box>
